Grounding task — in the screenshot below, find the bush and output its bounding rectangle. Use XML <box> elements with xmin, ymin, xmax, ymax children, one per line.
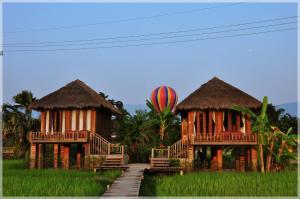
<box><xmin>169</xmin><ymin>159</ymin><xmax>180</xmax><ymax>167</ymax></box>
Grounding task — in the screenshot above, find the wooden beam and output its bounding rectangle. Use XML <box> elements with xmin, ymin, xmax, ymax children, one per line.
<box><xmin>228</xmin><ymin>111</ymin><xmax>232</xmax><ymax>132</ymax></box>
<box><xmin>41</xmin><ymin>111</ymin><xmax>46</xmax><ymax>132</ymax></box>
<box><xmin>76</xmin><ymin>110</ymin><xmax>80</xmax><ymax>131</ymax></box>
<box><xmin>196</xmin><ymin>112</ymin><xmax>200</xmax><ymax>136</ymax></box>
<box><xmin>251</xmin><ymin>147</ymin><xmax>258</xmax><ymax>171</ymax></box>
<box><xmin>217</xmin><ymin>147</ymin><xmax>223</xmax><ymax>171</ymax></box>
<box><xmin>208</xmin><ymin>111</ymin><xmax>213</xmax><ymax>134</ymax></box>
<box><xmin>83</xmin><ymin>110</ymin><xmax>87</xmax><ymax>130</ymax></box>
<box><xmin>216</xmin><ymin>111</ymin><xmax>223</xmax><ymax>134</ymax></box>
<box><xmin>60</xmin><ymin>145</ymin><xmax>65</xmax><ymax>168</ymax></box>
<box><xmin>64</xmin><ymin>145</ymin><xmax>70</xmax><ymax>170</ymax></box>
<box><xmin>91</xmin><ymin>109</ymin><xmax>96</xmax><ymax>132</ymax></box>
<box><xmin>37</xmin><ymin>144</ymin><xmax>43</xmax><ymax>169</ymax></box>
<box><xmin>245</xmin><ymin>114</ymin><xmax>252</xmax><ymax>133</ymax></box>
<box><xmin>59</xmin><ymin>110</ymin><xmax>63</xmax><ymax>132</ymax></box>
<box><xmin>29</xmin><ymin>144</ymin><xmax>37</xmax><ymax>169</ymax></box>
<box><xmin>239</xmin><ymin>148</ymin><xmax>245</xmax><ymax>172</ymax></box>
<box><xmin>53</xmin><ymin>144</ymin><xmax>58</xmax><ymax>169</ymax></box>
<box><xmin>76</xmin><ymin>145</ymin><xmax>81</xmax><ymax>169</ymax></box>
<box><xmin>236</xmin><ymin>113</ymin><xmax>241</xmax><ymax>132</ymax></box>
<box><xmin>203</xmin><ymin>111</ymin><xmax>207</xmax><ymax>134</ymax></box>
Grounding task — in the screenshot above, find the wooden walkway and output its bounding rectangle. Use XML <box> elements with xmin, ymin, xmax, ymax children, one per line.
<box><xmin>102</xmin><ymin>164</ymin><xmax>149</xmax><ymax>198</ymax></box>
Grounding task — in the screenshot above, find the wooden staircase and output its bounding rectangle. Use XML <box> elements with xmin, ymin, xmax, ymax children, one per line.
<box><xmin>89</xmin><ymin>132</ymin><xmax>128</xmax><ymax>171</ymax></box>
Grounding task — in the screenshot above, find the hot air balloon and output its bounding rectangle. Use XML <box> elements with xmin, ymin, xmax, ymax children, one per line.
<box><xmin>150</xmin><ymin>86</ymin><xmax>178</xmax><ymax>113</ymax></box>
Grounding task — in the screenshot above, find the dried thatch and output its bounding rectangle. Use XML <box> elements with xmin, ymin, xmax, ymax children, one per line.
<box><xmin>176</xmin><ymin>77</ymin><xmax>261</xmax><ymax>112</ymax></box>
<box><xmin>30</xmin><ymin>79</ymin><xmax>121</xmax><ymax>114</ymax></box>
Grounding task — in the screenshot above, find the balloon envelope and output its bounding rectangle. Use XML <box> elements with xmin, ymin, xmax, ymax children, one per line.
<box><xmin>151</xmin><ymin>86</ymin><xmax>178</xmax><ymax>112</ymax></box>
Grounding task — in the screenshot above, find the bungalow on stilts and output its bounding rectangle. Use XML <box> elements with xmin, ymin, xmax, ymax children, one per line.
<box><xmin>29</xmin><ymin>79</ymin><xmax>127</xmax><ymax>170</ymax></box>
<box><xmin>151</xmin><ymin>77</ymin><xmax>261</xmax><ymax>172</ymax></box>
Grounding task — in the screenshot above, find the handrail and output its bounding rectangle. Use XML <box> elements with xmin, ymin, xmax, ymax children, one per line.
<box><xmin>194</xmin><ymin>132</ymin><xmax>257</xmax><ymax>143</ymax></box>
<box><xmin>29</xmin><ymin>131</ymin><xmax>88</xmax><ymax>142</ymax></box>
<box><xmin>169</xmin><ymin>139</ymin><xmax>188</xmax><ymax>158</ymax></box>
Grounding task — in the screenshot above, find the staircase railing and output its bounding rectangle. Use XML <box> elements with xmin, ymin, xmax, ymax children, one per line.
<box><xmin>169</xmin><ymin>139</ymin><xmax>188</xmax><ymax>158</ymax></box>
<box><xmin>151</xmin><ymin>139</ymin><xmax>188</xmax><ymax>159</ymax></box>
<box><xmin>89</xmin><ymin>132</ymin><xmax>125</xmax><ymax>156</ymax></box>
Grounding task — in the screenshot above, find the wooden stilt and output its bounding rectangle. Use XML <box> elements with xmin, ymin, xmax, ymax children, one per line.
<box><xmin>239</xmin><ymin>148</ymin><xmax>245</xmax><ymax>172</ymax></box>
<box><xmin>53</xmin><ymin>144</ymin><xmax>59</xmax><ymax>168</ymax></box>
<box><xmin>235</xmin><ymin>148</ymin><xmax>240</xmax><ymax>171</ymax></box>
<box><xmin>30</xmin><ymin>144</ymin><xmax>37</xmax><ymax>169</ymax></box>
<box><xmin>76</xmin><ymin>145</ymin><xmax>81</xmax><ymax>169</ymax></box>
<box><xmin>38</xmin><ymin>144</ymin><xmax>43</xmax><ymax>169</ymax></box>
<box><xmin>217</xmin><ymin>147</ymin><xmax>223</xmax><ymax>171</ymax></box>
<box><xmin>60</xmin><ymin>145</ymin><xmax>65</xmax><ymax>168</ymax></box>
<box><xmin>83</xmin><ymin>143</ymin><xmax>90</xmax><ymax>169</ymax></box>
<box><xmin>64</xmin><ymin>145</ymin><xmax>70</xmax><ymax>170</ymax></box>
<box><xmin>251</xmin><ymin>147</ymin><xmax>258</xmax><ymax>171</ymax></box>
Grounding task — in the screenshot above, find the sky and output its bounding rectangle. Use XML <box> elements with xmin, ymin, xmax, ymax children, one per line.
<box><xmin>3</xmin><ymin>3</ymin><xmax>297</xmax><ymax>107</ymax></box>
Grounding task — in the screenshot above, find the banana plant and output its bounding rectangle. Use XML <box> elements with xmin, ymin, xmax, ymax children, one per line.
<box><xmin>231</xmin><ymin>96</ymin><xmax>270</xmax><ymax>173</ymax></box>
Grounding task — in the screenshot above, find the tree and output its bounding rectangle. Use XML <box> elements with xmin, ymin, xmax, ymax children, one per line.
<box><xmin>232</xmin><ymin>96</ymin><xmax>270</xmax><ymax>173</ymax></box>
<box><xmin>2</xmin><ymin>90</ymin><xmax>39</xmax><ymax>157</ymax></box>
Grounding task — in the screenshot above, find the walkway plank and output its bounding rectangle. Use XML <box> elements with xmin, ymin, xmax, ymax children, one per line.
<box><xmin>102</xmin><ymin>164</ymin><xmax>149</xmax><ymax>198</ymax></box>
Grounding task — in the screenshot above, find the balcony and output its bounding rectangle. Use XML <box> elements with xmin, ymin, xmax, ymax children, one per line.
<box><xmin>29</xmin><ymin>131</ymin><xmax>89</xmax><ymax>143</ymax></box>
<box><xmin>192</xmin><ymin>132</ymin><xmax>258</xmax><ymax>145</ymax></box>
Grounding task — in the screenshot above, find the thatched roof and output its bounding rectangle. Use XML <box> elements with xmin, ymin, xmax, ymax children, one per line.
<box><xmin>176</xmin><ymin>77</ymin><xmax>261</xmax><ymax>112</ymax></box>
<box><xmin>30</xmin><ymin>79</ymin><xmax>121</xmax><ymax>114</ymax></box>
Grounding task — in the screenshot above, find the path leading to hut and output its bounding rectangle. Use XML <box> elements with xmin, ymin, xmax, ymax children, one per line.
<box><xmin>102</xmin><ymin>164</ymin><xmax>149</xmax><ymax>198</ymax></box>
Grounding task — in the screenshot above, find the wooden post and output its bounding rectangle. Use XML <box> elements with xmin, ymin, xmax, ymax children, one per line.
<box><xmin>208</xmin><ymin>111</ymin><xmax>213</xmax><ymax>134</ymax></box>
<box><xmin>235</xmin><ymin>148</ymin><xmax>240</xmax><ymax>171</ymax></box>
<box><xmin>60</xmin><ymin>145</ymin><xmax>65</xmax><ymax>168</ymax></box>
<box><xmin>228</xmin><ymin>111</ymin><xmax>232</xmax><ymax>132</ymax></box>
<box><xmin>215</xmin><ymin>111</ymin><xmax>223</xmax><ymax>171</ymax></box>
<box><xmin>167</xmin><ymin>146</ymin><xmax>170</xmax><ymax>158</ymax></box>
<box><xmin>30</xmin><ymin>144</ymin><xmax>37</xmax><ymax>169</ymax></box>
<box><xmin>203</xmin><ymin>111</ymin><xmax>207</xmax><ymax>134</ymax></box>
<box><xmin>151</xmin><ymin>148</ymin><xmax>154</xmax><ymax>158</ymax></box>
<box><xmin>196</xmin><ymin>112</ymin><xmax>200</xmax><ymax>137</ymax></box>
<box><xmin>76</xmin><ymin>145</ymin><xmax>81</xmax><ymax>169</ymax></box>
<box><xmin>53</xmin><ymin>144</ymin><xmax>58</xmax><ymax>168</ymax></box>
<box><xmin>245</xmin><ymin>114</ymin><xmax>252</xmax><ymax>133</ymax></box>
<box><xmin>251</xmin><ymin>147</ymin><xmax>258</xmax><ymax>171</ymax></box>
<box><xmin>38</xmin><ymin>144</ymin><xmax>43</xmax><ymax>169</ymax></box>
<box><xmin>108</xmin><ymin>143</ymin><xmax>111</xmax><ymax>155</ymax></box>
<box><xmin>236</xmin><ymin>114</ymin><xmax>241</xmax><ymax>132</ymax></box>
<box><xmin>187</xmin><ymin>111</ymin><xmax>195</xmax><ymax>164</ymax></box>
<box><xmin>83</xmin><ymin>143</ymin><xmax>90</xmax><ymax>169</ymax></box>
<box><xmin>64</xmin><ymin>145</ymin><xmax>70</xmax><ymax>170</ymax></box>
<box><xmin>91</xmin><ymin>109</ymin><xmax>96</xmax><ymax>133</ymax></box>
<box><xmin>41</xmin><ymin>111</ymin><xmax>46</xmax><ymax>132</ymax></box>
<box><xmin>239</xmin><ymin>148</ymin><xmax>245</xmax><ymax>172</ymax></box>
<box><xmin>246</xmin><ymin>148</ymin><xmax>251</xmax><ymax>170</ymax></box>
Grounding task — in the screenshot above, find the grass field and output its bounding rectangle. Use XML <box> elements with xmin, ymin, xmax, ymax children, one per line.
<box><xmin>139</xmin><ymin>171</ymin><xmax>298</xmax><ymax>196</ymax></box>
<box><xmin>3</xmin><ymin>160</ymin><xmax>121</xmax><ymax>196</ymax></box>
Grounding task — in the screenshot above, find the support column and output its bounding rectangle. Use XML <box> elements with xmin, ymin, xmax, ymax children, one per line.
<box><xmin>38</xmin><ymin>144</ymin><xmax>44</xmax><ymax>169</ymax></box>
<box><xmin>83</xmin><ymin>143</ymin><xmax>90</xmax><ymax>169</ymax></box>
<box><xmin>211</xmin><ymin>148</ymin><xmax>217</xmax><ymax>171</ymax></box>
<box><xmin>53</xmin><ymin>144</ymin><xmax>59</xmax><ymax>169</ymax></box>
<box><xmin>217</xmin><ymin>147</ymin><xmax>223</xmax><ymax>171</ymax></box>
<box><xmin>76</xmin><ymin>145</ymin><xmax>81</xmax><ymax>169</ymax></box>
<box><xmin>187</xmin><ymin>112</ymin><xmax>195</xmax><ymax>166</ymax></box>
<box><xmin>215</xmin><ymin>111</ymin><xmax>223</xmax><ymax>171</ymax></box>
<box><xmin>239</xmin><ymin>148</ymin><xmax>246</xmax><ymax>172</ymax></box>
<box><xmin>60</xmin><ymin>145</ymin><xmax>65</xmax><ymax>168</ymax></box>
<box><xmin>64</xmin><ymin>145</ymin><xmax>70</xmax><ymax>170</ymax></box>
<box><xmin>246</xmin><ymin>148</ymin><xmax>251</xmax><ymax>171</ymax></box>
<box><xmin>235</xmin><ymin>148</ymin><xmax>240</xmax><ymax>171</ymax></box>
<box><xmin>251</xmin><ymin>147</ymin><xmax>258</xmax><ymax>171</ymax></box>
<box><xmin>30</xmin><ymin>144</ymin><xmax>37</xmax><ymax>169</ymax></box>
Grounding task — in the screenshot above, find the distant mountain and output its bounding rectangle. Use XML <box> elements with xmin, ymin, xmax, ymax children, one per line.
<box><xmin>276</xmin><ymin>102</ymin><xmax>298</xmax><ymax>117</ymax></box>
<box><xmin>124</xmin><ymin>104</ymin><xmax>148</xmax><ymax>115</ymax></box>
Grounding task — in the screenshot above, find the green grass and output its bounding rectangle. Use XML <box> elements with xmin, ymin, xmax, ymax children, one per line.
<box><xmin>3</xmin><ymin>159</ymin><xmax>121</xmax><ymax>196</ymax></box>
<box><xmin>140</xmin><ymin>171</ymin><xmax>298</xmax><ymax>196</ymax></box>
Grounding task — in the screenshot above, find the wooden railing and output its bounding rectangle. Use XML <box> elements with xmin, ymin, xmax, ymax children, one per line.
<box><xmin>89</xmin><ymin>132</ymin><xmax>125</xmax><ymax>156</ymax></box>
<box><xmin>151</xmin><ymin>139</ymin><xmax>188</xmax><ymax>159</ymax></box>
<box><xmin>29</xmin><ymin>131</ymin><xmax>88</xmax><ymax>143</ymax></box>
<box><xmin>193</xmin><ymin>132</ymin><xmax>257</xmax><ymax>145</ymax></box>
<box><xmin>170</xmin><ymin>139</ymin><xmax>188</xmax><ymax>158</ymax></box>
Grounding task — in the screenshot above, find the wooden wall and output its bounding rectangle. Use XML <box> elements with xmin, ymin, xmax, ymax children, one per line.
<box><xmin>39</xmin><ymin>108</ymin><xmax>112</xmax><ymax>137</ymax></box>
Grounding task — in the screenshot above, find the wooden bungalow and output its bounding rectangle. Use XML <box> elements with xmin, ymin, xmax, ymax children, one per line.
<box><xmin>29</xmin><ymin>79</ymin><xmax>126</xmax><ymax>170</ymax></box>
<box><xmin>150</xmin><ymin>77</ymin><xmax>261</xmax><ymax>172</ymax></box>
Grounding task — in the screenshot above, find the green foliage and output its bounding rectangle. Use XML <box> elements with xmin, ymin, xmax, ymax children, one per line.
<box><xmin>3</xmin><ymin>160</ymin><xmax>121</xmax><ymax>196</ymax></box>
<box><xmin>139</xmin><ymin>172</ymin><xmax>297</xmax><ymax>196</ymax></box>
<box><xmin>169</xmin><ymin>159</ymin><xmax>180</xmax><ymax>167</ymax></box>
<box><xmin>113</xmin><ymin>100</ymin><xmax>180</xmax><ymax>163</ymax></box>
<box><xmin>2</xmin><ymin>90</ymin><xmax>40</xmax><ymax>157</ymax></box>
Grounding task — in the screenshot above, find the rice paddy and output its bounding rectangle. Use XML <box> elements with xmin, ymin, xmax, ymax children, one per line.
<box><xmin>139</xmin><ymin>171</ymin><xmax>298</xmax><ymax>196</ymax></box>
<box><xmin>3</xmin><ymin>159</ymin><xmax>121</xmax><ymax>196</ymax></box>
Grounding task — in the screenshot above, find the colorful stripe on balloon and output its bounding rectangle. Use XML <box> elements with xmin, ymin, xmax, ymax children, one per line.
<box><xmin>150</xmin><ymin>86</ymin><xmax>178</xmax><ymax>112</ymax></box>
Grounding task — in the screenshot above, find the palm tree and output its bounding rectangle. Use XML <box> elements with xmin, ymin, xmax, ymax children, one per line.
<box><xmin>143</xmin><ymin>100</ymin><xmax>178</xmax><ymax>146</ymax></box>
<box><xmin>232</xmin><ymin>96</ymin><xmax>270</xmax><ymax>173</ymax></box>
<box><xmin>2</xmin><ymin>90</ymin><xmax>38</xmax><ymax>157</ymax></box>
